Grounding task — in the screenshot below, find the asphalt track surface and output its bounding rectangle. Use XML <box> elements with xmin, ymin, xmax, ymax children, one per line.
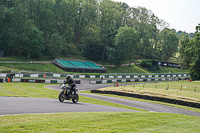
<box><xmin>0</xmin><ymin>97</ymin><xmax>136</xmax><ymax>115</ymax></box>
<box><xmin>1</xmin><ymin>79</ymin><xmax>200</xmax><ymax>116</ymax></box>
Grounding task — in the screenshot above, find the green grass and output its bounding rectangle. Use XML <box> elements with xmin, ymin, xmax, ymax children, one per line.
<box><xmin>106</xmin><ymin>64</ymin><xmax>187</xmax><ymax>74</ymax></box>
<box><xmin>0</xmin><ymin>57</ymin><xmax>51</xmax><ymax>61</ymax></box>
<box><xmin>0</xmin><ymin>83</ymin><xmax>58</xmax><ymax>98</ymax></box>
<box><xmin>0</xmin><ymin>57</ymin><xmax>29</xmax><ymax>61</ymax></box>
<box><xmin>107</xmin><ymin>65</ymin><xmax>149</xmax><ymax>73</ymax></box>
<box><xmin>0</xmin><ymin>63</ymin><xmax>66</xmax><ymax>73</ymax></box>
<box><xmin>1</xmin><ymin>112</ymin><xmax>200</xmax><ymax>133</ymax></box>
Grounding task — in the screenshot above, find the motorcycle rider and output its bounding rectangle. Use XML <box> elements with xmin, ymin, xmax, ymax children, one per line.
<box><xmin>64</xmin><ymin>75</ymin><xmax>76</xmax><ymax>96</ymax></box>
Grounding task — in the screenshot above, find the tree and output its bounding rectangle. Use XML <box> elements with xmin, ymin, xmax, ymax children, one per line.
<box><xmin>160</xmin><ymin>28</ymin><xmax>179</xmax><ymax>61</ymax></box>
<box><xmin>179</xmin><ymin>24</ymin><xmax>200</xmax><ymax>80</ymax></box>
<box><xmin>189</xmin><ymin>24</ymin><xmax>200</xmax><ymax>80</ymax></box>
<box><xmin>108</xmin><ymin>26</ymin><xmax>139</xmax><ymax>67</ymax></box>
<box><xmin>20</xmin><ymin>22</ymin><xmax>44</xmax><ymax>58</ymax></box>
<box><xmin>0</xmin><ymin>0</ymin><xmax>179</xmax><ymax>62</ymax></box>
<box><xmin>83</xmin><ymin>33</ymin><xmax>104</xmax><ymax>62</ymax></box>
<box><xmin>99</xmin><ymin>0</ymin><xmax>122</xmax><ymax>63</ymax></box>
<box><xmin>45</xmin><ymin>33</ymin><xmax>64</xmax><ymax>58</ymax></box>
<box><xmin>178</xmin><ymin>35</ymin><xmax>191</xmax><ymax>67</ymax></box>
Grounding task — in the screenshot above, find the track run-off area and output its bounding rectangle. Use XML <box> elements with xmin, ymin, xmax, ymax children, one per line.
<box><xmin>0</xmin><ymin>79</ymin><xmax>200</xmax><ymax>116</ymax></box>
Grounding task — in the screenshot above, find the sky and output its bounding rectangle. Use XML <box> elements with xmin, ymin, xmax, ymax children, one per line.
<box><xmin>113</xmin><ymin>0</ymin><xmax>200</xmax><ymax>33</ymax></box>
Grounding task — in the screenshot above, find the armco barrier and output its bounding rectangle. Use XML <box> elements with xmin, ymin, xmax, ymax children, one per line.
<box><xmin>91</xmin><ymin>90</ymin><xmax>200</xmax><ymax>108</ymax></box>
<box><xmin>89</xmin><ymin>77</ymin><xmax>189</xmax><ymax>84</ymax></box>
<box><xmin>1</xmin><ymin>73</ymin><xmax>189</xmax><ymax>79</ymax></box>
<box><xmin>10</xmin><ymin>78</ymin><xmax>81</xmax><ymax>84</ymax></box>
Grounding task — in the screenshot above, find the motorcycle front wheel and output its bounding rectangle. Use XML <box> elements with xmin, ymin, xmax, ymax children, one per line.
<box><xmin>59</xmin><ymin>92</ymin><xmax>65</xmax><ymax>102</ymax></box>
<box><xmin>72</xmin><ymin>94</ymin><xmax>79</xmax><ymax>103</ymax></box>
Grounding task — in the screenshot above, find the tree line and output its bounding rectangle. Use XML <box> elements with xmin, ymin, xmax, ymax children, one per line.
<box><xmin>179</xmin><ymin>24</ymin><xmax>200</xmax><ymax>80</ymax></box>
<box><xmin>0</xmin><ymin>0</ymin><xmax>180</xmax><ymax>66</ymax></box>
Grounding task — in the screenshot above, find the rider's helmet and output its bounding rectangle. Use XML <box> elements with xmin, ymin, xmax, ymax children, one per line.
<box><xmin>66</xmin><ymin>75</ymin><xmax>71</xmax><ymax>80</ymax></box>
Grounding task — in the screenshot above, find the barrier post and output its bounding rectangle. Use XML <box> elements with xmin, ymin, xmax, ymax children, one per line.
<box><xmin>155</xmin><ymin>82</ymin><xmax>157</xmax><ymax>89</ymax></box>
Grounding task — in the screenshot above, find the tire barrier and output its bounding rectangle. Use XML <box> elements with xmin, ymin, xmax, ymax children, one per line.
<box><xmin>0</xmin><ymin>78</ymin><xmax>3</xmax><ymax>82</ymax></box>
<box><xmin>91</xmin><ymin>90</ymin><xmax>200</xmax><ymax>109</ymax></box>
<box><xmin>21</xmin><ymin>79</ymin><xmax>45</xmax><ymax>83</ymax></box>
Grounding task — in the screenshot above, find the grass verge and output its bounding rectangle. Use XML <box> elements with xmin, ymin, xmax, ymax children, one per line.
<box><xmin>98</xmin><ymin>81</ymin><xmax>200</xmax><ymax>103</ymax></box>
<box><xmin>106</xmin><ymin>64</ymin><xmax>187</xmax><ymax>73</ymax></box>
<box><xmin>1</xmin><ymin>112</ymin><xmax>200</xmax><ymax>133</ymax></box>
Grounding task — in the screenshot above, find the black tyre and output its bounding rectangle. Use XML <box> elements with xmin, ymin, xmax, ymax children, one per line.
<box><xmin>72</xmin><ymin>94</ymin><xmax>79</xmax><ymax>103</ymax></box>
<box><xmin>59</xmin><ymin>92</ymin><xmax>65</xmax><ymax>102</ymax></box>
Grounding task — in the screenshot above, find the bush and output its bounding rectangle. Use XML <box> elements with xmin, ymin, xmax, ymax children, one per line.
<box><xmin>140</xmin><ymin>61</ymin><xmax>152</xmax><ymax>69</ymax></box>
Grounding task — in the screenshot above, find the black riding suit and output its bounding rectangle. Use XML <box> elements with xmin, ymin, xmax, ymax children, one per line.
<box><xmin>65</xmin><ymin>78</ymin><xmax>76</xmax><ymax>95</ymax></box>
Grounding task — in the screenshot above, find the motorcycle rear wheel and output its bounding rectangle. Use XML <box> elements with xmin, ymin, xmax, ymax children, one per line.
<box><xmin>59</xmin><ymin>92</ymin><xmax>65</xmax><ymax>102</ymax></box>
<box><xmin>72</xmin><ymin>94</ymin><xmax>79</xmax><ymax>103</ymax></box>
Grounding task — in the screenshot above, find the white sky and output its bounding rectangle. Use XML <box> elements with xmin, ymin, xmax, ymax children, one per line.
<box><xmin>113</xmin><ymin>0</ymin><xmax>200</xmax><ymax>33</ymax></box>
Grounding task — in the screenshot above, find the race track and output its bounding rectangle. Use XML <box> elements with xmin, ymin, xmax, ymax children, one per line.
<box><xmin>45</xmin><ymin>82</ymin><xmax>200</xmax><ymax>116</ymax></box>
<box><xmin>1</xmin><ymin>79</ymin><xmax>200</xmax><ymax>116</ymax></box>
<box><xmin>0</xmin><ymin>97</ymin><xmax>136</xmax><ymax>115</ymax></box>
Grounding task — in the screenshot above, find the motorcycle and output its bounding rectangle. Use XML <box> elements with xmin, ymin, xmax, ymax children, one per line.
<box><xmin>58</xmin><ymin>83</ymin><xmax>79</xmax><ymax>103</ymax></box>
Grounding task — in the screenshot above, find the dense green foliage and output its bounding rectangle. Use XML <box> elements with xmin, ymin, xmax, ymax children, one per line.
<box><xmin>107</xmin><ymin>26</ymin><xmax>139</xmax><ymax>66</ymax></box>
<box><xmin>140</xmin><ymin>61</ymin><xmax>152</xmax><ymax>69</ymax></box>
<box><xmin>0</xmin><ymin>0</ymin><xmax>179</xmax><ymax>64</ymax></box>
<box><xmin>179</xmin><ymin>24</ymin><xmax>200</xmax><ymax>80</ymax></box>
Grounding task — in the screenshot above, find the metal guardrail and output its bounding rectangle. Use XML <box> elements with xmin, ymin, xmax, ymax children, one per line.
<box><xmin>89</xmin><ymin>77</ymin><xmax>189</xmax><ymax>84</ymax></box>
<box><xmin>0</xmin><ymin>72</ymin><xmax>189</xmax><ymax>79</ymax></box>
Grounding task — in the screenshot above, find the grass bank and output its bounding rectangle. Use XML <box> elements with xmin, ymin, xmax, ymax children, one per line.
<box><xmin>106</xmin><ymin>65</ymin><xmax>149</xmax><ymax>73</ymax></box>
<box><xmin>99</xmin><ymin>81</ymin><xmax>200</xmax><ymax>104</ymax></box>
<box><xmin>0</xmin><ymin>63</ymin><xmax>65</xmax><ymax>73</ymax></box>
<box><xmin>1</xmin><ymin>112</ymin><xmax>200</xmax><ymax>133</ymax></box>
<box><xmin>106</xmin><ymin>65</ymin><xmax>187</xmax><ymax>74</ymax></box>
